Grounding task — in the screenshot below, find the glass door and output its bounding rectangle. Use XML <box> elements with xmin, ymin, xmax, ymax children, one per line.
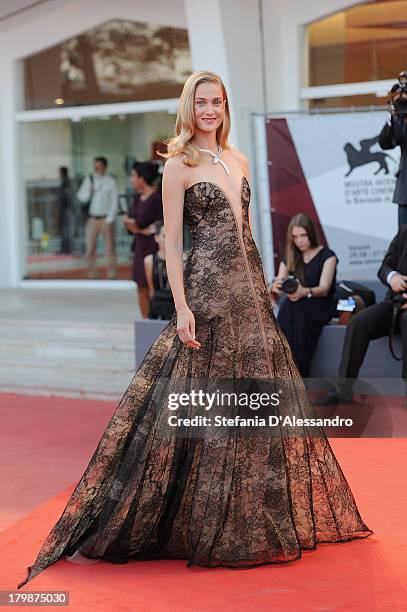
<box><xmin>21</xmin><ymin>110</ymin><xmax>175</xmax><ymax>280</ymax></box>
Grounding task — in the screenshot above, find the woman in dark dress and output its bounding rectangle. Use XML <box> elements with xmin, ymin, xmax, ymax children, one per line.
<box><xmin>270</xmin><ymin>213</ymin><xmax>338</xmax><ymax>377</ymax></box>
<box><xmin>144</xmin><ymin>221</ymin><xmax>175</xmax><ymax>320</ymax></box>
<box><xmin>123</xmin><ymin>162</ymin><xmax>163</xmax><ymax>317</ymax></box>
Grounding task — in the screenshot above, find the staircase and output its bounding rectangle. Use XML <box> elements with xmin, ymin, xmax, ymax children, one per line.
<box><xmin>0</xmin><ymin>289</ymin><xmax>137</xmax><ymax>401</ymax></box>
<box><xmin>0</xmin><ymin>319</ymin><xmax>135</xmax><ymax>400</ymax></box>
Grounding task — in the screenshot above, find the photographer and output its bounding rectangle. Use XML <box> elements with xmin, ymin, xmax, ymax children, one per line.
<box><xmin>315</xmin><ymin>226</ymin><xmax>407</xmax><ymax>405</ymax></box>
<box><xmin>270</xmin><ymin>213</ymin><xmax>338</xmax><ymax>377</ymax></box>
<box><xmin>144</xmin><ymin>221</ymin><xmax>175</xmax><ymax>320</ymax></box>
<box><xmin>379</xmin><ymin>72</ymin><xmax>407</xmax><ymax>228</ymax></box>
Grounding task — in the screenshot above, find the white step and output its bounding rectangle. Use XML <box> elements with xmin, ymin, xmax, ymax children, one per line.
<box><xmin>0</xmin><ymin>320</ymin><xmax>138</xmax><ymax>400</ymax></box>
<box><xmin>0</xmin><ymin>288</ymin><xmax>140</xmax><ymax>400</ymax></box>
<box><xmin>0</xmin><ymin>320</ymin><xmax>133</xmax><ymax>344</ymax></box>
<box><xmin>0</xmin><ymin>361</ymin><xmax>136</xmax><ymax>401</ymax></box>
<box><xmin>0</xmin><ymin>339</ymin><xmax>134</xmax><ymax>367</ymax></box>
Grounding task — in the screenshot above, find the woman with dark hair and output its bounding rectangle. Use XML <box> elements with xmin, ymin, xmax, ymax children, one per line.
<box><xmin>123</xmin><ymin>161</ymin><xmax>163</xmax><ymax>317</ymax></box>
<box><xmin>144</xmin><ymin>221</ymin><xmax>175</xmax><ymax>320</ymax></box>
<box><xmin>270</xmin><ymin>213</ymin><xmax>338</xmax><ymax>377</ymax></box>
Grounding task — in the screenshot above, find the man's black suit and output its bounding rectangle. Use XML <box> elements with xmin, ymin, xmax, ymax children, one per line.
<box><xmin>379</xmin><ymin>115</ymin><xmax>407</xmax><ymax>227</ymax></box>
<box><xmin>338</xmin><ymin>226</ymin><xmax>407</xmax><ymax>395</ymax></box>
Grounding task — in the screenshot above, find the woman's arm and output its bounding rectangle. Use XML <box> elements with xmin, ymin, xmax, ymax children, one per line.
<box><xmin>309</xmin><ymin>255</ymin><xmax>337</xmax><ymax>297</ymax></box>
<box><xmin>123</xmin><ymin>216</ymin><xmax>155</xmax><ymax>235</ymax></box>
<box><xmin>144</xmin><ymin>254</ymin><xmax>155</xmax><ymax>298</ymax></box>
<box><xmin>269</xmin><ymin>261</ymin><xmax>287</xmax><ymax>295</ymax></box>
<box><xmin>287</xmin><ymin>255</ymin><xmax>337</xmax><ymax>302</ymax></box>
<box><xmin>234</xmin><ymin>150</ymin><xmax>254</xmax><ymax>232</ymax></box>
<box><xmin>289</xmin><ymin>255</ymin><xmax>337</xmax><ymax>301</ymax></box>
<box><xmin>162</xmin><ymin>157</ymin><xmax>201</xmax><ymax>350</ymax></box>
<box><xmin>162</xmin><ymin>159</ymin><xmax>187</xmax><ymax>311</ymax></box>
<box><xmin>241</xmin><ymin>154</ymin><xmax>253</xmax><ymax>233</ymax></box>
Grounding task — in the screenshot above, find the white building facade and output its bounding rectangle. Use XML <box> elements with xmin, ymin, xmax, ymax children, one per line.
<box><xmin>0</xmin><ymin>0</ymin><xmax>401</xmax><ymax>288</ymax></box>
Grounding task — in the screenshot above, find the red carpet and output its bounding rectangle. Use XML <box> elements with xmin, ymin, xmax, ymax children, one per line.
<box><xmin>1</xmin><ymin>393</ymin><xmax>406</xmax><ymax>610</ymax></box>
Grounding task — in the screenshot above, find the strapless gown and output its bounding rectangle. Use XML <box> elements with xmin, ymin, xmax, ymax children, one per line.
<box><xmin>17</xmin><ymin>176</ymin><xmax>372</xmax><ymax>589</ymax></box>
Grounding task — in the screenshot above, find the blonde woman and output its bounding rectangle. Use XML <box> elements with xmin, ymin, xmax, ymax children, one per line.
<box><xmin>18</xmin><ymin>71</ymin><xmax>372</xmax><ymax>589</ymax></box>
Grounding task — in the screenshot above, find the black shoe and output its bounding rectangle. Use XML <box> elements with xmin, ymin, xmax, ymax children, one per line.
<box><xmin>313</xmin><ymin>388</ymin><xmax>354</xmax><ymax>406</ymax></box>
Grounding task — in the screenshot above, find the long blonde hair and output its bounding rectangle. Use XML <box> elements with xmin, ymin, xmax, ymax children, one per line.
<box><xmin>159</xmin><ymin>70</ymin><xmax>232</xmax><ymax>166</ymax></box>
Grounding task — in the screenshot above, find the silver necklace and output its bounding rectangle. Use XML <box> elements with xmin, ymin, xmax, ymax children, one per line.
<box><xmin>198</xmin><ymin>145</ymin><xmax>230</xmax><ymax>175</ymax></box>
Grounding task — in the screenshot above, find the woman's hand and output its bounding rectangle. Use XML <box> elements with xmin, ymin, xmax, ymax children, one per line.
<box><xmin>144</xmin><ymin>223</ymin><xmax>157</xmax><ymax>235</ymax></box>
<box><xmin>123</xmin><ymin>216</ymin><xmax>137</xmax><ymax>232</ymax></box>
<box><xmin>287</xmin><ymin>282</ymin><xmax>308</xmax><ymax>302</ymax></box>
<box><xmin>123</xmin><ymin>217</ymin><xmax>156</xmax><ymax>236</ymax></box>
<box><xmin>176</xmin><ymin>306</ymin><xmax>201</xmax><ymax>350</ymax></box>
<box><xmin>137</xmin><ymin>225</ymin><xmax>155</xmax><ymax>236</ymax></box>
<box><xmin>269</xmin><ymin>277</ymin><xmax>283</xmax><ymax>296</ymax></box>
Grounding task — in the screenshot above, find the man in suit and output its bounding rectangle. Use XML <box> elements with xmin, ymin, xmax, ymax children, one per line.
<box><xmin>315</xmin><ymin>226</ymin><xmax>407</xmax><ymax>404</ymax></box>
<box><xmin>379</xmin><ymin>89</ymin><xmax>407</xmax><ymax>228</ymax></box>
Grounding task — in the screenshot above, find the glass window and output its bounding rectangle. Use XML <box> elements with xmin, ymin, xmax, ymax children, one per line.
<box><xmin>308</xmin><ymin>93</ymin><xmax>388</xmax><ymax>109</ymax></box>
<box><xmin>308</xmin><ymin>1</ymin><xmax>407</xmax><ymax>88</ymax></box>
<box><xmin>21</xmin><ymin>112</ymin><xmax>177</xmax><ymax>280</ymax></box>
<box><xmin>24</xmin><ymin>20</ymin><xmax>192</xmax><ymax>109</ymax></box>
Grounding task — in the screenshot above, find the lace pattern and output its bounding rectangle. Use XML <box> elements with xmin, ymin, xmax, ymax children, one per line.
<box><xmin>17</xmin><ymin>177</ymin><xmax>372</xmax><ymax>589</ymax></box>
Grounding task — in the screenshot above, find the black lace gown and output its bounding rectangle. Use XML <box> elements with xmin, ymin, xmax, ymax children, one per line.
<box><xmin>17</xmin><ymin>177</ymin><xmax>372</xmax><ymax>589</ymax></box>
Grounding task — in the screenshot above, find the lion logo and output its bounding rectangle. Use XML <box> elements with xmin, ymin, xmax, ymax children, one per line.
<box><xmin>344</xmin><ymin>135</ymin><xmax>395</xmax><ymax>176</ymax></box>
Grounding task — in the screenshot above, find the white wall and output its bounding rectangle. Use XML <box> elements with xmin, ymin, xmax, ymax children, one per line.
<box><xmin>21</xmin><ymin>120</ymin><xmax>72</xmax><ymax>181</ymax></box>
<box><xmin>263</xmin><ymin>0</ymin><xmax>369</xmax><ymax>111</ymax></box>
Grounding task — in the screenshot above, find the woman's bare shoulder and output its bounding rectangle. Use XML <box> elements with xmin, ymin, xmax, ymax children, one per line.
<box><xmin>162</xmin><ymin>155</ymin><xmax>189</xmax><ymax>185</ymax></box>
<box><xmin>229</xmin><ymin>147</ymin><xmax>248</xmax><ymax>161</ymax></box>
<box><xmin>228</xmin><ymin>147</ymin><xmax>249</xmax><ymax>174</ymax></box>
<box><xmin>163</xmin><ymin>154</ymin><xmax>188</xmax><ymax>172</ymax></box>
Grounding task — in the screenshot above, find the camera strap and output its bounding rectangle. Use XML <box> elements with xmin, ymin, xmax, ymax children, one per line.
<box><xmin>389</xmin><ymin>304</ymin><xmax>403</xmax><ymax>361</ymax></box>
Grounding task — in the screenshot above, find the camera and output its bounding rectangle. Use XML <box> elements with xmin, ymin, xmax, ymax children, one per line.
<box><xmin>389</xmin><ymin>71</ymin><xmax>407</xmax><ymax>116</ymax></box>
<box><xmin>392</xmin><ymin>293</ymin><xmax>407</xmax><ymax>309</ymax></box>
<box><xmin>281</xmin><ymin>275</ymin><xmax>299</xmax><ymax>294</ymax></box>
